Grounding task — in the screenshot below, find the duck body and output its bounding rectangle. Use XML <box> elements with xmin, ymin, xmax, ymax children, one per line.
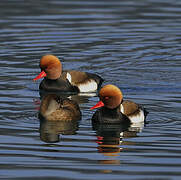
<box><xmin>121</xmin><ymin>100</ymin><xmax>147</xmax><ymax>124</ymax></box>
<box><xmin>91</xmin><ymin>84</ymin><xmax>148</xmax><ymax>124</ymax></box>
<box><xmin>92</xmin><ymin>106</ymin><xmax>131</xmax><ymax>125</ymax></box>
<box><xmin>39</xmin><ymin>77</ymin><xmax>79</xmax><ymax>93</ymax></box>
<box><xmin>34</xmin><ymin>55</ymin><xmax>103</xmax><ymax>93</ymax></box>
<box><xmin>39</xmin><ymin>94</ymin><xmax>81</xmax><ymax>121</ymax></box>
<box><xmin>62</xmin><ymin>70</ymin><xmax>103</xmax><ymax>93</ymax></box>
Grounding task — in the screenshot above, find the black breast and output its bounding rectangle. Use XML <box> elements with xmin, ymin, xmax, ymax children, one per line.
<box><xmin>39</xmin><ymin>78</ymin><xmax>79</xmax><ymax>93</ymax></box>
<box><xmin>91</xmin><ymin>107</ymin><xmax>131</xmax><ymax>125</ymax></box>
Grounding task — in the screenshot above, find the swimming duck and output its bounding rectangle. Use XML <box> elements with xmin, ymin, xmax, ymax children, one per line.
<box><xmin>90</xmin><ymin>84</ymin><xmax>148</xmax><ymax>124</ymax></box>
<box><xmin>39</xmin><ymin>94</ymin><xmax>81</xmax><ymax>121</ymax></box>
<box><xmin>34</xmin><ymin>55</ymin><xmax>103</xmax><ymax>93</ymax></box>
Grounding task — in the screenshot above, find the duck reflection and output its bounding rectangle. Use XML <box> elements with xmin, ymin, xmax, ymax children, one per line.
<box><xmin>92</xmin><ymin>119</ymin><xmax>145</xmax><ymax>165</ymax></box>
<box><xmin>39</xmin><ymin>90</ymin><xmax>97</xmax><ymax>105</ymax></box>
<box><xmin>38</xmin><ymin>94</ymin><xmax>81</xmax><ymax>143</ymax></box>
<box><xmin>93</xmin><ymin>122</ymin><xmax>129</xmax><ymax>158</ymax></box>
<box><xmin>39</xmin><ymin>118</ymin><xmax>79</xmax><ymax>143</ymax></box>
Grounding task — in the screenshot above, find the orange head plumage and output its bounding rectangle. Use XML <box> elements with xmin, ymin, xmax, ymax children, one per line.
<box><xmin>91</xmin><ymin>84</ymin><xmax>123</xmax><ymax>109</ymax></box>
<box><xmin>34</xmin><ymin>55</ymin><xmax>62</xmax><ymax>81</ymax></box>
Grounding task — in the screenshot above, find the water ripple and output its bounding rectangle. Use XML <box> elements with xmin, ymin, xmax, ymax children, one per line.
<box><xmin>0</xmin><ymin>0</ymin><xmax>181</xmax><ymax>179</ymax></box>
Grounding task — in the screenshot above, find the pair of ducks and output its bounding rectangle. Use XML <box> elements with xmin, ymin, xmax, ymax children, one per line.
<box><xmin>35</xmin><ymin>55</ymin><xmax>148</xmax><ymax>125</ymax></box>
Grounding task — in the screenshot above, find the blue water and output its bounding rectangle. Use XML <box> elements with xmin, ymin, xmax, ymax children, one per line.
<box><xmin>0</xmin><ymin>0</ymin><xmax>181</xmax><ymax>179</ymax></box>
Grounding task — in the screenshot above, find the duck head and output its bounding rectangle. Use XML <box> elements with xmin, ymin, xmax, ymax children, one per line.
<box><xmin>34</xmin><ymin>55</ymin><xmax>62</xmax><ymax>80</ymax></box>
<box><xmin>91</xmin><ymin>84</ymin><xmax>123</xmax><ymax>110</ymax></box>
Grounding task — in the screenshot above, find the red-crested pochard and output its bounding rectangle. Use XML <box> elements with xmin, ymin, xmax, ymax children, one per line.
<box><xmin>39</xmin><ymin>94</ymin><xmax>81</xmax><ymax>121</ymax></box>
<box><xmin>90</xmin><ymin>84</ymin><xmax>148</xmax><ymax>124</ymax></box>
<box><xmin>34</xmin><ymin>55</ymin><xmax>103</xmax><ymax>93</ymax></box>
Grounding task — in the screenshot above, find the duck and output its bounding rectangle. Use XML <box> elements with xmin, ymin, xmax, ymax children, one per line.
<box><xmin>39</xmin><ymin>94</ymin><xmax>81</xmax><ymax>121</ymax></box>
<box><xmin>90</xmin><ymin>84</ymin><xmax>148</xmax><ymax>125</ymax></box>
<box><xmin>33</xmin><ymin>54</ymin><xmax>104</xmax><ymax>93</ymax></box>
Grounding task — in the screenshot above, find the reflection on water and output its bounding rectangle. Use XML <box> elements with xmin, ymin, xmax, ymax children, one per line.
<box><xmin>39</xmin><ymin>119</ymin><xmax>79</xmax><ymax>143</ymax></box>
<box><xmin>0</xmin><ymin>0</ymin><xmax>181</xmax><ymax>179</ymax></box>
<box><xmin>38</xmin><ymin>93</ymin><xmax>81</xmax><ymax>143</ymax></box>
<box><xmin>39</xmin><ymin>91</ymin><xmax>96</xmax><ymax>104</ymax></box>
<box><xmin>93</xmin><ymin>121</ymin><xmax>144</xmax><ymax>165</ymax></box>
<box><xmin>95</xmin><ymin>126</ymin><xmax>124</xmax><ymax>165</ymax></box>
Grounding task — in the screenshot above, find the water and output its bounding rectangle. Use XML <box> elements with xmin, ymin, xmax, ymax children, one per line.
<box><xmin>0</xmin><ymin>0</ymin><xmax>181</xmax><ymax>179</ymax></box>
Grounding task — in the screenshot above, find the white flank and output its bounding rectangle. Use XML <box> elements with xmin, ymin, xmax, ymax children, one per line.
<box><xmin>78</xmin><ymin>80</ymin><xmax>97</xmax><ymax>92</ymax></box>
<box><xmin>120</xmin><ymin>104</ymin><xmax>145</xmax><ymax>124</ymax></box>
<box><xmin>129</xmin><ymin>122</ymin><xmax>144</xmax><ymax>133</ymax></box>
<box><xmin>120</xmin><ymin>132</ymin><xmax>124</xmax><ymax>137</ymax></box>
<box><xmin>128</xmin><ymin>109</ymin><xmax>145</xmax><ymax>124</ymax></box>
<box><xmin>78</xmin><ymin>92</ymin><xmax>97</xmax><ymax>97</ymax></box>
<box><xmin>66</xmin><ymin>72</ymin><xmax>72</xmax><ymax>83</ymax></box>
<box><xmin>120</xmin><ymin>104</ymin><xmax>124</xmax><ymax>114</ymax></box>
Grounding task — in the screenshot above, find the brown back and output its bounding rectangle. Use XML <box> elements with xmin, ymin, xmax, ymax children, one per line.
<box><xmin>122</xmin><ymin>100</ymin><xmax>140</xmax><ymax>116</ymax></box>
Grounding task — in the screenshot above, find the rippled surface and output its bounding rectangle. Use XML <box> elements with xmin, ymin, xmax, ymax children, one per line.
<box><xmin>0</xmin><ymin>0</ymin><xmax>181</xmax><ymax>179</ymax></box>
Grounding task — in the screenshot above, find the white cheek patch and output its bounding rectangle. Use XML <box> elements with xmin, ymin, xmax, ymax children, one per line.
<box><xmin>78</xmin><ymin>80</ymin><xmax>98</xmax><ymax>92</ymax></box>
<box><xmin>66</xmin><ymin>72</ymin><xmax>72</xmax><ymax>83</ymax></box>
<box><xmin>128</xmin><ymin>109</ymin><xmax>145</xmax><ymax>124</ymax></box>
